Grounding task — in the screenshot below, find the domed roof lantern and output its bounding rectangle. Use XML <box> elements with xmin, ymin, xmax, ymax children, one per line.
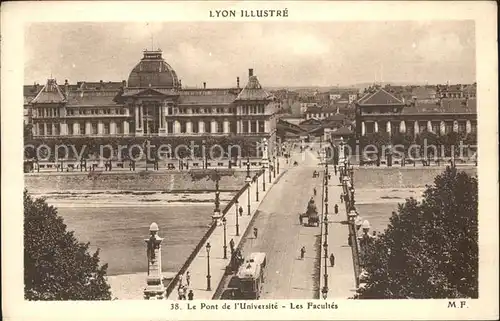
<box><xmin>127</xmin><ymin>49</ymin><xmax>179</xmax><ymax>89</ymax></box>
<box><xmin>149</xmin><ymin>222</ymin><xmax>159</xmax><ymax>232</ymax></box>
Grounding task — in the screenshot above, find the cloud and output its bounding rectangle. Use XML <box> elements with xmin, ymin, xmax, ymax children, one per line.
<box><xmin>24</xmin><ymin>21</ymin><xmax>475</xmax><ymax>86</ymax></box>
<box><xmin>413</xmin><ymin>32</ymin><xmax>465</xmax><ymax>62</ymax></box>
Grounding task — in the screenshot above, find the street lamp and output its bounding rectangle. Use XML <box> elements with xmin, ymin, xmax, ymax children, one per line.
<box><xmin>222</xmin><ymin>217</ymin><xmax>227</xmax><ymax>259</ymax></box>
<box><xmin>206</xmin><ymin>242</ymin><xmax>211</xmax><ymax>291</ymax></box>
<box><xmin>234</xmin><ymin>200</ymin><xmax>240</xmax><ymax>236</ymax></box>
<box><xmin>347</xmin><ymin>209</ymin><xmax>360</xmax><ymax>288</ymax></box>
<box><xmin>321</xmin><ymin>286</ymin><xmax>328</xmax><ymax>299</ymax></box>
<box><xmin>202</xmin><ymin>140</ymin><xmax>207</xmax><ymax>169</ymax></box>
<box><xmin>268</xmin><ymin>158</ymin><xmax>272</xmax><ymax>184</ymax></box>
<box><xmin>323</xmin><ymin>239</ymin><xmax>328</xmax><ymax>297</ymax></box>
<box><xmin>246</xmin><ymin>157</ymin><xmax>252</xmax><ymax>216</ymax></box>
<box><xmin>273</xmin><ymin>156</ymin><xmax>276</xmax><ymax>178</ymax></box>
<box><xmin>255</xmin><ymin>173</ymin><xmax>259</xmax><ymax>202</ymax></box>
<box><xmin>324</xmin><ymin>215</ymin><xmax>329</xmax><ymax>237</ymax></box>
<box><xmin>213</xmin><ymin>170</ymin><xmax>221</xmax><ymax>225</ymax></box>
<box><xmin>262</xmin><ymin>167</ymin><xmax>266</xmax><ymax>191</ymax></box>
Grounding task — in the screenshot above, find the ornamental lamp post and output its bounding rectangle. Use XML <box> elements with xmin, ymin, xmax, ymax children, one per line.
<box><xmin>222</xmin><ymin>217</ymin><xmax>228</xmax><ymax>259</ymax></box>
<box><xmin>262</xmin><ymin>167</ymin><xmax>266</xmax><ymax>191</ymax></box>
<box><xmin>255</xmin><ymin>173</ymin><xmax>259</xmax><ymax>202</ymax></box>
<box><xmin>206</xmin><ymin>242</ymin><xmax>212</xmax><ymax>291</ymax></box>
<box><xmin>322</xmin><ymin>286</ymin><xmax>328</xmax><ymax>300</ymax></box>
<box><xmin>268</xmin><ymin>159</ymin><xmax>272</xmax><ymax>183</ymax></box>
<box><xmin>246</xmin><ymin>157</ymin><xmax>252</xmax><ymax>216</ymax></box>
<box><xmin>212</xmin><ymin>170</ymin><xmax>222</xmax><ymax>226</ymax></box>
<box><xmin>361</xmin><ymin>219</ymin><xmax>371</xmax><ymax>235</ymax></box>
<box><xmin>234</xmin><ymin>200</ymin><xmax>240</xmax><ymax>236</ymax></box>
<box><xmin>273</xmin><ymin>156</ymin><xmax>276</xmax><ymax>178</ymax></box>
<box><xmin>323</xmin><ymin>239</ymin><xmax>328</xmax><ymax>297</ymax></box>
<box><xmin>324</xmin><ymin>214</ymin><xmax>329</xmax><ymax>236</ymax></box>
<box><xmin>202</xmin><ymin>140</ymin><xmax>207</xmax><ymax>169</ymax></box>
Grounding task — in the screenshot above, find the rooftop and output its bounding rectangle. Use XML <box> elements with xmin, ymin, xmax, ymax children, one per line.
<box><xmin>358</xmin><ymin>88</ymin><xmax>404</xmax><ymax>106</ymax></box>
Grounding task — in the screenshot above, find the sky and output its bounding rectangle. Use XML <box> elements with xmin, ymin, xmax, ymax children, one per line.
<box><xmin>24</xmin><ymin>21</ymin><xmax>476</xmax><ymax>88</ymax></box>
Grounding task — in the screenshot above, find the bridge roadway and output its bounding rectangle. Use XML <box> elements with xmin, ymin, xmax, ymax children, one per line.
<box><xmin>230</xmin><ymin>145</ymin><xmax>325</xmax><ymax>299</ymax></box>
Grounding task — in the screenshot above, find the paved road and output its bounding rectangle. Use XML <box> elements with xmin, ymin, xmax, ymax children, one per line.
<box><xmin>236</xmin><ymin>145</ymin><xmax>325</xmax><ymax>299</ymax></box>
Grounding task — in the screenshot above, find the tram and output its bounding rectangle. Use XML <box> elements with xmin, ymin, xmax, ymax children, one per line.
<box><xmin>235</xmin><ymin>252</ymin><xmax>267</xmax><ymax>299</ymax></box>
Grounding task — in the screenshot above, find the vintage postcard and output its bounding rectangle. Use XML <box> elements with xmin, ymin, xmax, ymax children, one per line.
<box><xmin>1</xmin><ymin>1</ymin><xmax>498</xmax><ymax>320</ymax></box>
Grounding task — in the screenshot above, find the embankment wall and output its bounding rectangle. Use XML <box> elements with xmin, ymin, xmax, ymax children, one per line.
<box><xmin>24</xmin><ymin>170</ymin><xmax>260</xmax><ymax>193</ymax></box>
<box><xmin>353</xmin><ymin>167</ymin><xmax>477</xmax><ymax>189</ymax></box>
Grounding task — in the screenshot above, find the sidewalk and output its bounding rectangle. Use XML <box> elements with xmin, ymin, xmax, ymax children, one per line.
<box><xmin>166</xmin><ymin>157</ymin><xmax>289</xmax><ymax>300</ymax></box>
<box><xmin>319</xmin><ymin>170</ymin><xmax>357</xmax><ymax>299</ymax></box>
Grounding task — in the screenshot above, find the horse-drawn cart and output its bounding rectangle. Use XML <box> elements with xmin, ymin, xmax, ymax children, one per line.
<box><xmin>299</xmin><ymin>198</ymin><xmax>320</xmax><ymax>227</ymax></box>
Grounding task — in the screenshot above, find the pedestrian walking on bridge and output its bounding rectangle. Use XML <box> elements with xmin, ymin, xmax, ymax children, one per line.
<box><xmin>188</xmin><ymin>289</ymin><xmax>194</xmax><ymax>300</ymax></box>
<box><xmin>334</xmin><ymin>165</ymin><xmax>337</xmax><ymax>176</ymax></box>
<box><xmin>300</xmin><ymin>246</ymin><xmax>306</xmax><ymax>259</ymax></box>
<box><xmin>313</xmin><ymin>187</ymin><xmax>317</xmax><ymax>196</ymax></box>
<box><xmin>253</xmin><ymin>227</ymin><xmax>258</xmax><ymax>239</ymax></box>
<box><xmin>329</xmin><ymin>253</ymin><xmax>335</xmax><ymax>267</ymax></box>
<box><xmin>186</xmin><ymin>271</ymin><xmax>191</xmax><ymax>287</ymax></box>
<box><xmin>239</xmin><ymin>206</ymin><xmax>243</xmax><ymax>217</ymax></box>
<box><xmin>334</xmin><ymin>204</ymin><xmax>339</xmax><ymax>215</ymax></box>
<box><xmin>229</xmin><ymin>238</ymin><xmax>235</xmax><ymax>254</ymax></box>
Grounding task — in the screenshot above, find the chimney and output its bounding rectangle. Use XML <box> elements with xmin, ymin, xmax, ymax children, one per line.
<box><xmin>64</xmin><ymin>79</ymin><xmax>69</xmax><ymax>97</ymax></box>
<box><xmin>249</xmin><ymin>69</ymin><xmax>254</xmax><ymax>77</ymax></box>
<box><xmin>237</xmin><ymin>77</ymin><xmax>240</xmax><ymax>88</ymax></box>
<box><xmin>203</xmin><ymin>82</ymin><xmax>206</xmax><ymax>89</ymax></box>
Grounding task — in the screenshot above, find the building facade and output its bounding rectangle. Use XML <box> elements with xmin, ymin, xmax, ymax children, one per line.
<box><xmin>355</xmin><ymin>88</ymin><xmax>477</xmax><ymax>138</ymax></box>
<box><xmin>27</xmin><ymin>50</ymin><xmax>280</xmax><ymax>152</ymax></box>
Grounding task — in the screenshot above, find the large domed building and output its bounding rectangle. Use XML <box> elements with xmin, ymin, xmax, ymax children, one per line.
<box><xmin>26</xmin><ymin>49</ymin><xmax>281</xmax><ymax>158</ymax></box>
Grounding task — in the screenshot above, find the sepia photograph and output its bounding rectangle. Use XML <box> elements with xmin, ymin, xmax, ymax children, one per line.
<box><xmin>2</xmin><ymin>1</ymin><xmax>498</xmax><ymax>320</ymax></box>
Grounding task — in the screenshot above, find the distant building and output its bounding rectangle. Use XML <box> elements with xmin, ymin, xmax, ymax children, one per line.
<box><xmin>355</xmin><ymin>88</ymin><xmax>477</xmax><ymax>138</ymax></box>
<box><xmin>25</xmin><ymin>49</ymin><xmax>281</xmax><ymax>154</ymax></box>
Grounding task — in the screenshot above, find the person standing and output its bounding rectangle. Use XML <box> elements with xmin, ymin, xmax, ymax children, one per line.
<box><xmin>340</xmin><ymin>194</ymin><xmax>343</xmax><ymax>203</ymax></box>
<box><xmin>329</xmin><ymin>253</ymin><xmax>335</xmax><ymax>267</ymax></box>
<box><xmin>239</xmin><ymin>206</ymin><xmax>243</xmax><ymax>217</ymax></box>
<box><xmin>178</xmin><ymin>274</ymin><xmax>184</xmax><ymax>289</ymax></box>
<box><xmin>300</xmin><ymin>246</ymin><xmax>306</xmax><ymax>259</ymax></box>
<box><xmin>229</xmin><ymin>238</ymin><xmax>235</xmax><ymax>255</ymax></box>
<box><xmin>253</xmin><ymin>227</ymin><xmax>258</xmax><ymax>239</ymax></box>
<box><xmin>313</xmin><ymin>187</ymin><xmax>317</xmax><ymax>196</ymax></box>
<box><xmin>188</xmin><ymin>290</ymin><xmax>194</xmax><ymax>300</ymax></box>
<box><xmin>334</xmin><ymin>204</ymin><xmax>339</xmax><ymax>214</ymax></box>
<box><xmin>186</xmin><ymin>271</ymin><xmax>191</xmax><ymax>287</ymax></box>
<box><xmin>334</xmin><ymin>165</ymin><xmax>337</xmax><ymax>176</ymax></box>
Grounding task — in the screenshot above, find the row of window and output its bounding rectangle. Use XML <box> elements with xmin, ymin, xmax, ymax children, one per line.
<box><xmin>241</xmin><ymin>105</ymin><xmax>266</xmax><ymax>115</ymax></box>
<box><xmin>36</xmin><ymin>107</ymin><xmax>127</xmax><ymax>117</ymax></box>
<box><xmin>363</xmin><ymin>121</ymin><xmax>477</xmax><ymax>135</ymax></box>
<box><xmin>37</xmin><ymin>122</ymin><xmax>125</xmax><ymax>136</ymax></box>
<box><xmin>34</xmin><ymin>105</ymin><xmax>269</xmax><ymax>118</ymax></box>
<box><xmin>307</xmin><ymin>112</ymin><xmax>338</xmax><ymax>119</ymax></box>
<box><xmin>36</xmin><ymin>119</ymin><xmax>270</xmax><ymax>136</ymax></box>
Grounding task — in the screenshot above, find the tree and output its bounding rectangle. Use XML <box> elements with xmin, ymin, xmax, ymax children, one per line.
<box><xmin>24</xmin><ymin>190</ymin><xmax>111</xmax><ymax>300</ymax></box>
<box><xmin>355</xmin><ymin>167</ymin><xmax>478</xmax><ymax>299</ymax></box>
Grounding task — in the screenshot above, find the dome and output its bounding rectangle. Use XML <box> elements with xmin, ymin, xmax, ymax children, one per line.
<box><xmin>127</xmin><ymin>50</ymin><xmax>179</xmax><ymax>89</ymax></box>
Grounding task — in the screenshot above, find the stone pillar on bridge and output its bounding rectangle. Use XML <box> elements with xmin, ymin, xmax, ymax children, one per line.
<box><xmin>144</xmin><ymin>222</ymin><xmax>165</xmax><ymax>300</ymax></box>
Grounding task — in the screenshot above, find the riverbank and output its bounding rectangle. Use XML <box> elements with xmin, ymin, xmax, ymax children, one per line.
<box><xmin>33</xmin><ymin>190</ymin><xmax>235</xmax><ymax>208</ymax></box>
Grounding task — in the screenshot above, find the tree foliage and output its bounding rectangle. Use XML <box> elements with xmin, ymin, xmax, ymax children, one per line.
<box><xmin>355</xmin><ymin>167</ymin><xmax>478</xmax><ymax>299</ymax></box>
<box><xmin>24</xmin><ymin>191</ymin><xmax>112</xmax><ymax>300</ymax></box>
